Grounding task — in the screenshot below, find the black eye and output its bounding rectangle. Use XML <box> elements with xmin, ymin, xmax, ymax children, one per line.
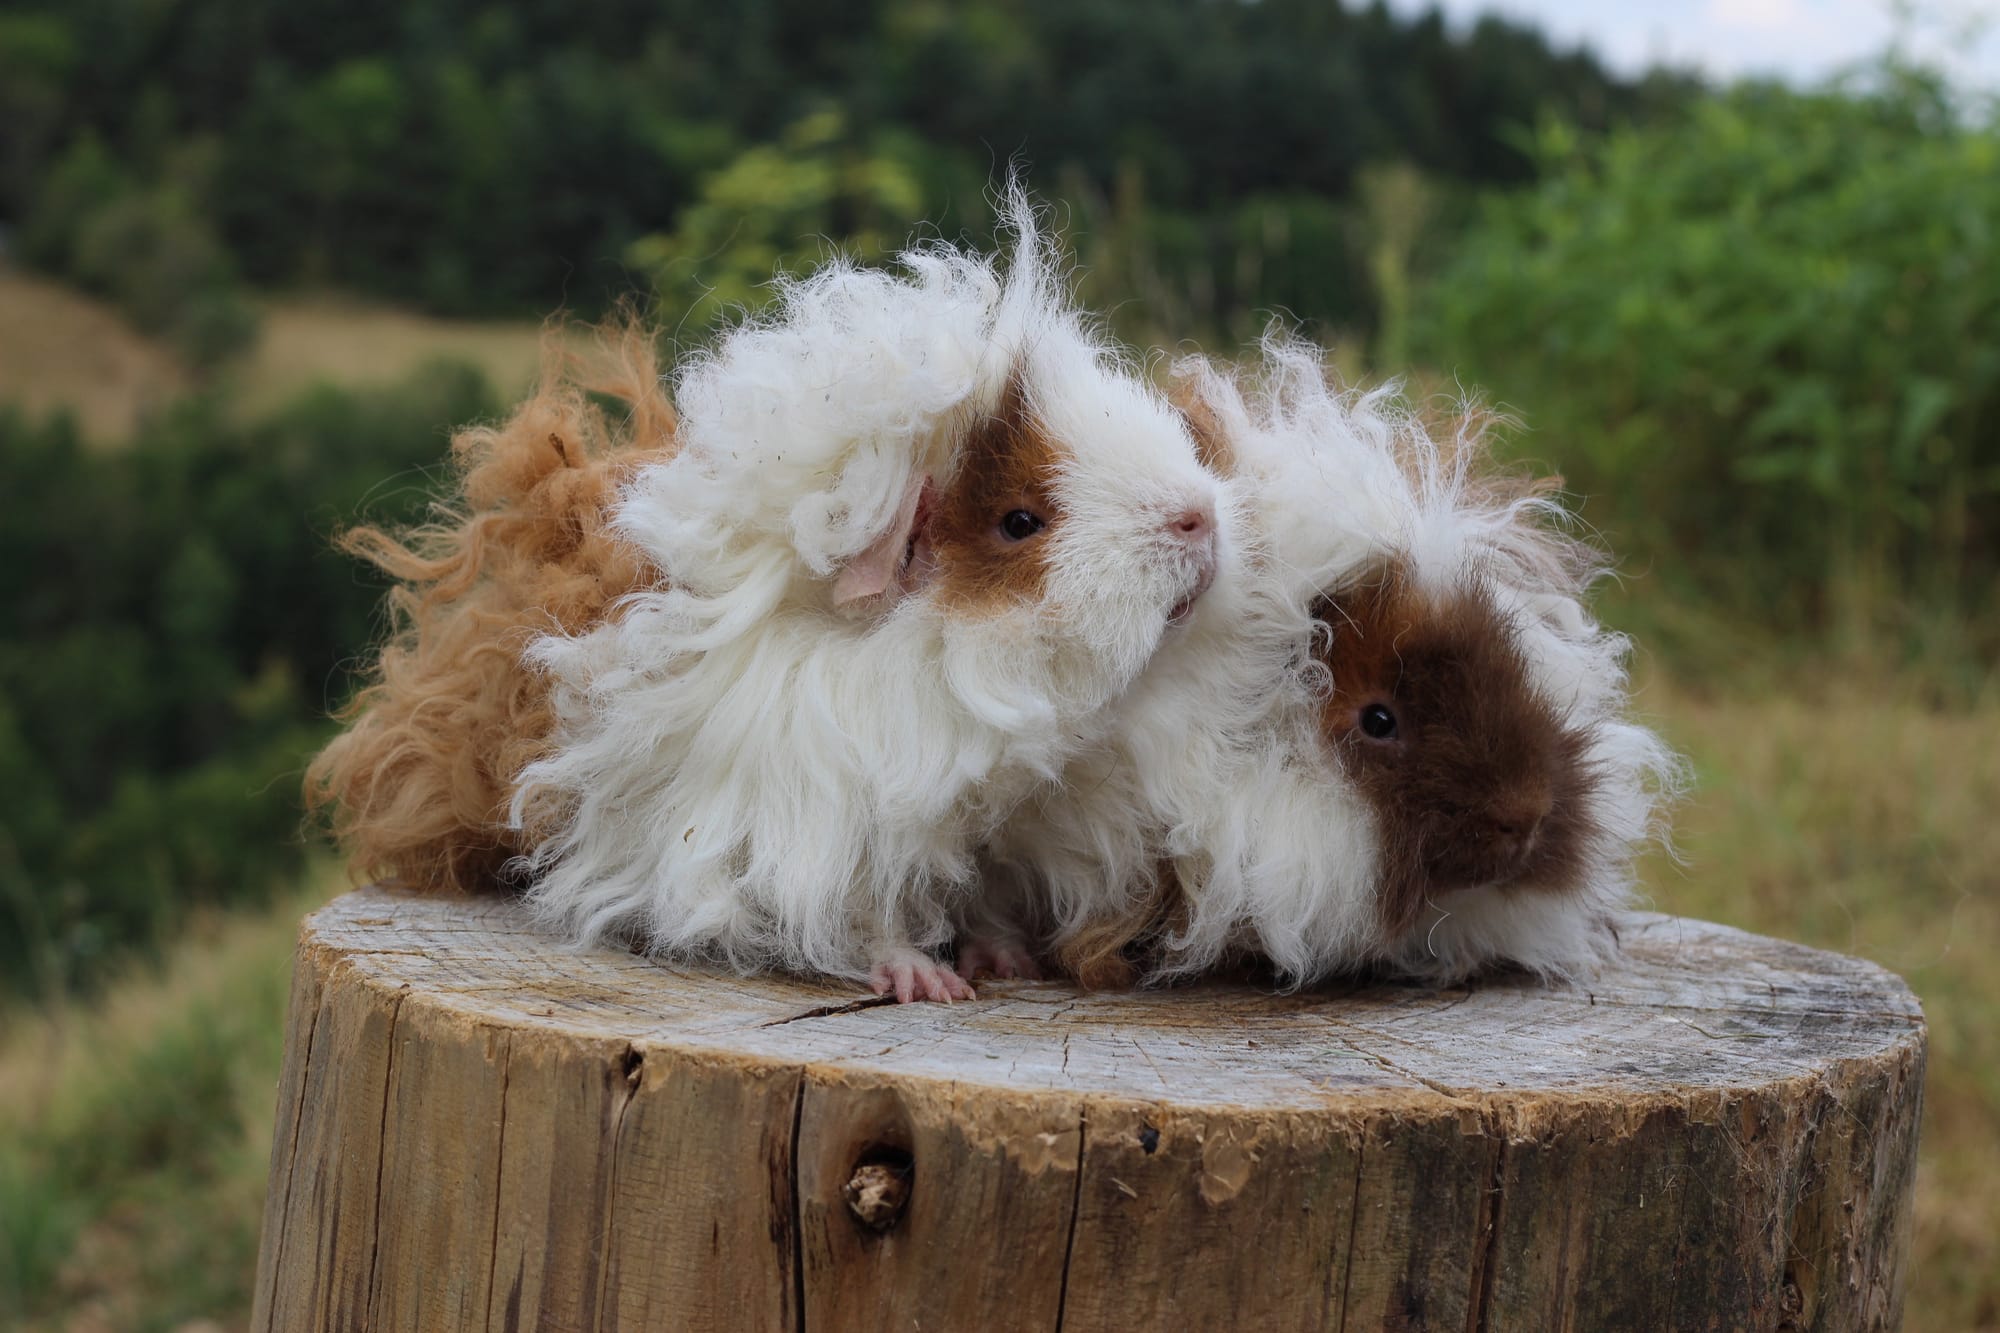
<box><xmin>999</xmin><ymin>509</ymin><xmax>1045</xmax><ymax>541</ymax></box>
<box><xmin>1358</xmin><ymin>702</ymin><xmax>1398</xmax><ymax>741</ymax></box>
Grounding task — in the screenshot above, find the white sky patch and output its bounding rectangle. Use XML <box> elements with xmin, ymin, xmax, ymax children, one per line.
<box><xmin>1708</xmin><ymin>0</ymin><xmax>1809</xmax><ymax>31</ymax></box>
<box><xmin>1382</xmin><ymin>0</ymin><xmax>2000</xmax><ymax>92</ymax></box>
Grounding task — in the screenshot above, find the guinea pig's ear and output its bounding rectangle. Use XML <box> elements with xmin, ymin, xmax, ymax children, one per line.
<box><xmin>832</xmin><ymin>473</ymin><xmax>936</xmax><ymax>607</ymax></box>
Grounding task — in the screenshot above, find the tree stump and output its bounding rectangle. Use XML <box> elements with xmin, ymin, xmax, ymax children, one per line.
<box><xmin>250</xmin><ymin>888</ymin><xmax>1924</xmax><ymax>1332</ymax></box>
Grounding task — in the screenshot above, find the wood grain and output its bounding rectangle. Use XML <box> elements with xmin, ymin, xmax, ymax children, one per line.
<box><xmin>252</xmin><ymin>889</ymin><xmax>1925</xmax><ymax>1331</ymax></box>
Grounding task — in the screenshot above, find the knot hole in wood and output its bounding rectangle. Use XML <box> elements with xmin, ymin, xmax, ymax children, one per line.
<box><xmin>844</xmin><ymin>1146</ymin><xmax>915</xmax><ymax>1232</ymax></box>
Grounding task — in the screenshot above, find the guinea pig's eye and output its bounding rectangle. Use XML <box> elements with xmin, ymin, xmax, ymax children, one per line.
<box><xmin>1358</xmin><ymin>702</ymin><xmax>1399</xmax><ymax>741</ymax></box>
<box><xmin>998</xmin><ymin>508</ymin><xmax>1046</xmax><ymax>542</ymax></box>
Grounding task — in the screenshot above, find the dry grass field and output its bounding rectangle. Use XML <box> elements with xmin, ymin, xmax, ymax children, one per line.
<box><xmin>1637</xmin><ymin>679</ymin><xmax>2000</xmax><ymax>1330</ymax></box>
<box><xmin>232</xmin><ymin>295</ymin><xmax>557</xmax><ymax>418</ymax></box>
<box><xmin>0</xmin><ymin>267</ymin><xmax>187</xmax><ymax>442</ymax></box>
<box><xmin>0</xmin><ymin>270</ymin><xmax>555</xmax><ymax>439</ymax></box>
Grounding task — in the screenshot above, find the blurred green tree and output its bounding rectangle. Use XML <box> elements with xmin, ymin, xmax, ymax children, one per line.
<box><xmin>0</xmin><ymin>0</ymin><xmax>1684</xmax><ymax>333</ymax></box>
<box><xmin>22</xmin><ymin>136</ymin><xmax>257</xmax><ymax>368</ymax></box>
<box><xmin>0</xmin><ymin>363</ymin><xmax>498</xmax><ymax>993</ymax></box>
<box><xmin>0</xmin><ymin>13</ymin><xmax>75</xmax><ymax>213</ymax></box>
<box><xmin>628</xmin><ymin>109</ymin><xmax>932</xmax><ymax>329</ymax></box>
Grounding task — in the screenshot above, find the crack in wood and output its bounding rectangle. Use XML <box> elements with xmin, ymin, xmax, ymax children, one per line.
<box><xmin>1575</xmin><ymin>995</ymin><xmax>1924</xmax><ymax>1024</ymax></box>
<box><xmin>361</xmin><ymin>986</ymin><xmax>410</xmax><ymax>1328</ymax></box>
<box><xmin>589</xmin><ymin>1044</ymin><xmax>641</xmax><ymax>1332</ymax></box>
<box><xmin>1127</xmin><ymin>1036</ymin><xmax>1171</xmax><ymax>1092</ymax></box>
<box><xmin>481</xmin><ymin>1030</ymin><xmax>514</xmax><ymax>1330</ymax></box>
<box><xmin>1334</xmin><ymin>1133</ymin><xmax>1365</xmax><ymax>1333</ymax></box>
<box><xmin>1467</xmin><ymin>1123</ymin><xmax>1507</xmax><ymax>1333</ymax></box>
<box><xmin>1317</xmin><ymin>1012</ymin><xmax>1480</xmax><ymax>1103</ymax></box>
<box><xmin>1663</xmin><ymin>1100</ymin><xmax>1702</xmax><ymax>1329</ymax></box>
<box><xmin>1051</xmin><ymin>1101</ymin><xmax>1089</xmax><ymax>1332</ymax></box>
<box><xmin>788</xmin><ymin>1075</ymin><xmax>808</xmax><ymax>1333</ymax></box>
<box><xmin>758</xmin><ymin>995</ymin><xmax>899</xmax><ymax>1027</ymax></box>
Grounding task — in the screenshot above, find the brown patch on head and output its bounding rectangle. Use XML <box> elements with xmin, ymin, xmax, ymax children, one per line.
<box><xmin>1312</xmin><ymin>560</ymin><xmax>1593</xmax><ymax>938</ymax></box>
<box><xmin>928</xmin><ymin>368</ymin><xmax>1066</xmax><ymax>611</ymax></box>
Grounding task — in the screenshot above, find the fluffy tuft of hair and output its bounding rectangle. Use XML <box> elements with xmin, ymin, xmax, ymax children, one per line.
<box><xmin>512</xmin><ymin>192</ymin><xmax>1224</xmax><ymax>982</ymax></box>
<box><xmin>304</xmin><ymin>323</ymin><xmax>676</xmax><ymax>893</ymax></box>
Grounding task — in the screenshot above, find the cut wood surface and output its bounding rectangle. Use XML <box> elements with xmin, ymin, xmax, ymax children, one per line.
<box><xmin>251</xmin><ymin>887</ymin><xmax>1925</xmax><ymax>1332</ymax></box>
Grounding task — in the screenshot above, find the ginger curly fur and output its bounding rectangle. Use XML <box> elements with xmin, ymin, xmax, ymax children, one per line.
<box><xmin>304</xmin><ymin>323</ymin><xmax>676</xmax><ymax>894</ymax></box>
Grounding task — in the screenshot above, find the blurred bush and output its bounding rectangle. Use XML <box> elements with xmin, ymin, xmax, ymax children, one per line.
<box><xmin>628</xmin><ymin>109</ymin><xmax>944</xmax><ymax>332</ymax></box>
<box><xmin>0</xmin><ymin>364</ymin><xmax>498</xmax><ymax>994</ymax></box>
<box><xmin>21</xmin><ymin>134</ymin><xmax>258</xmax><ymax>368</ymax></box>
<box><xmin>1418</xmin><ymin>68</ymin><xmax>2000</xmax><ymax>675</ymax></box>
<box><xmin>0</xmin><ymin>882</ymin><xmax>311</xmax><ymax>1324</ymax></box>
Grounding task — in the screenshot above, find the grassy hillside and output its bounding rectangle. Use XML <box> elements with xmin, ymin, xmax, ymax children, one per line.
<box><xmin>1638</xmin><ymin>680</ymin><xmax>2000</xmax><ymax>1328</ymax></box>
<box><xmin>233</xmin><ymin>295</ymin><xmax>556</xmax><ymax>418</ymax></box>
<box><xmin>0</xmin><ymin>267</ymin><xmax>554</xmax><ymax>440</ymax></box>
<box><xmin>0</xmin><ymin>267</ymin><xmax>186</xmax><ymax>442</ymax></box>
<box><xmin>0</xmin><ymin>874</ymin><xmax>327</xmax><ymax>1331</ymax></box>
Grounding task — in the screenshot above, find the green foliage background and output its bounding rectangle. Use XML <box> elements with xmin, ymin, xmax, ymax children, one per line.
<box><xmin>0</xmin><ymin>0</ymin><xmax>1699</xmax><ymax>996</ymax></box>
<box><xmin>0</xmin><ymin>0</ymin><xmax>1683</xmax><ymax>339</ymax></box>
<box><xmin>0</xmin><ymin>367</ymin><xmax>497</xmax><ymax>992</ymax></box>
<box><xmin>1418</xmin><ymin>70</ymin><xmax>2000</xmax><ymax>678</ymax></box>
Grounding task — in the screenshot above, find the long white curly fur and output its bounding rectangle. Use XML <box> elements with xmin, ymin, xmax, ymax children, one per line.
<box><xmin>511</xmin><ymin>194</ymin><xmax>1224</xmax><ymax>991</ymax></box>
<box><xmin>989</xmin><ymin>332</ymin><xmax>1682</xmax><ymax>985</ymax></box>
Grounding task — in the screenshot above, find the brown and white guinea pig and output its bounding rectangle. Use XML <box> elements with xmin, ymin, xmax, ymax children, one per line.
<box><xmin>987</xmin><ymin>333</ymin><xmax>1682</xmax><ymax>987</ymax></box>
<box><xmin>304</xmin><ymin>325</ymin><xmax>674</xmax><ymax>894</ymax></box>
<box><xmin>510</xmin><ymin>190</ymin><xmax>1226</xmax><ymax>1002</ymax></box>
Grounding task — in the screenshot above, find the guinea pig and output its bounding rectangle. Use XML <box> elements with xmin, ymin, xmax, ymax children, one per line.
<box><xmin>511</xmin><ymin>191</ymin><xmax>1226</xmax><ymax>1003</ymax></box>
<box><xmin>305</xmin><ymin>324</ymin><xmax>674</xmax><ymax>894</ymax></box>
<box><xmin>991</xmin><ymin>332</ymin><xmax>1679</xmax><ymax>987</ymax></box>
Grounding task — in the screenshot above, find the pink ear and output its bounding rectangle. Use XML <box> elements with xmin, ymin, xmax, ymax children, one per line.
<box><xmin>833</xmin><ymin>474</ymin><xmax>933</xmax><ymax>606</ymax></box>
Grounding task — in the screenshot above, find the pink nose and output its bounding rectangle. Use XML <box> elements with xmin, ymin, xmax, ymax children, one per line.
<box><xmin>1165</xmin><ymin>504</ymin><xmax>1214</xmax><ymax>542</ymax></box>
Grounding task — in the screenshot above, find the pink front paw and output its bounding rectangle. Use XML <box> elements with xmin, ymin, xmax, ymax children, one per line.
<box><xmin>868</xmin><ymin>949</ymin><xmax>977</xmax><ymax>1004</ymax></box>
<box><xmin>955</xmin><ymin>938</ymin><xmax>1044</xmax><ymax>982</ymax></box>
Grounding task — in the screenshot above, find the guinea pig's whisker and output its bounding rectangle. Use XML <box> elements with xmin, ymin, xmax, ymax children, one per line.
<box><xmin>1424</xmin><ymin>898</ymin><xmax>1452</xmax><ymax>958</ymax></box>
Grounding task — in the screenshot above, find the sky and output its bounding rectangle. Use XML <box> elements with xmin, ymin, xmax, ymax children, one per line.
<box><xmin>1382</xmin><ymin>0</ymin><xmax>2000</xmax><ymax>91</ymax></box>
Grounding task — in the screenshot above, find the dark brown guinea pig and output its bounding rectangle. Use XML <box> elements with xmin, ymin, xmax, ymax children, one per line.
<box><xmin>1313</xmin><ymin>560</ymin><xmax>1596</xmax><ymax>941</ymax></box>
<box><xmin>1019</xmin><ymin>336</ymin><xmax>1683</xmax><ymax>987</ymax></box>
<box><xmin>1241</xmin><ymin>421</ymin><xmax>1682</xmax><ymax>982</ymax></box>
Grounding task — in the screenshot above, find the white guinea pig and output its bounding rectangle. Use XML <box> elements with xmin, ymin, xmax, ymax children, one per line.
<box><xmin>511</xmin><ymin>194</ymin><xmax>1224</xmax><ymax>1002</ymax></box>
<box><xmin>988</xmin><ymin>333</ymin><xmax>1681</xmax><ymax>987</ymax></box>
